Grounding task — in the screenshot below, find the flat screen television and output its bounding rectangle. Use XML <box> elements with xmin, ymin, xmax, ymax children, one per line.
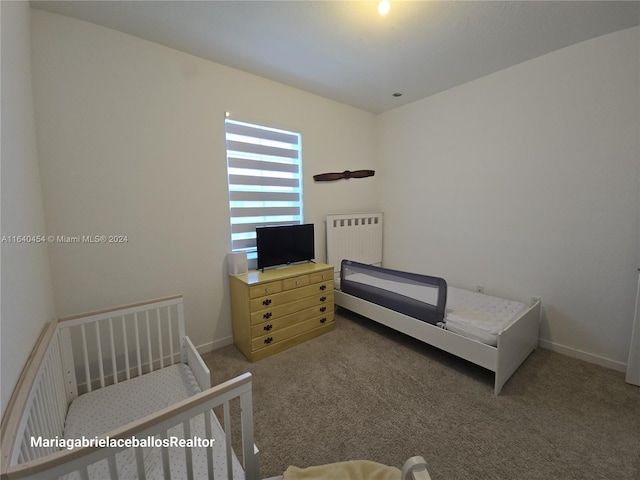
<box><xmin>256</xmin><ymin>223</ymin><xmax>315</xmax><ymax>271</ymax></box>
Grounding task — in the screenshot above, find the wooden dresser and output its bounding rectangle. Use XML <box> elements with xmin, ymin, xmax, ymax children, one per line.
<box><xmin>229</xmin><ymin>262</ymin><xmax>334</xmax><ymax>362</ymax></box>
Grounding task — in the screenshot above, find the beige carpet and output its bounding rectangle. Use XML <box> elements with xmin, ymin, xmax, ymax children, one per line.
<box><xmin>203</xmin><ymin>310</ymin><xmax>640</xmax><ymax>479</ymax></box>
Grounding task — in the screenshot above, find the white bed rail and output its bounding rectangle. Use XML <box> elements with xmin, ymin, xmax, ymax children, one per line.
<box><xmin>1</xmin><ymin>295</ymin><xmax>259</xmax><ymax>480</ymax></box>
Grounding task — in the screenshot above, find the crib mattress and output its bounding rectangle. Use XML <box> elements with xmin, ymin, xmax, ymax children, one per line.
<box><xmin>342</xmin><ymin>268</ymin><xmax>526</xmax><ymax>346</ymax></box>
<box><xmin>63</xmin><ymin>363</ymin><xmax>244</xmax><ymax>480</ymax></box>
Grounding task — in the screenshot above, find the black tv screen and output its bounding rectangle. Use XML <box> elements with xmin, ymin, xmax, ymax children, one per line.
<box><xmin>256</xmin><ymin>224</ymin><xmax>315</xmax><ymax>270</ymax></box>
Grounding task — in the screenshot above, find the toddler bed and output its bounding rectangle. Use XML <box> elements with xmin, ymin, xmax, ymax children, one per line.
<box><xmin>337</xmin><ymin>260</ymin><xmax>541</xmax><ymax>395</ymax></box>
<box><xmin>1</xmin><ymin>295</ymin><xmax>259</xmax><ymax>480</ymax></box>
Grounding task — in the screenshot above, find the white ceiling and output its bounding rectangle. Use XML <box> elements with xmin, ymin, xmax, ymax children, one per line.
<box><xmin>30</xmin><ymin>1</ymin><xmax>640</xmax><ymax>114</ymax></box>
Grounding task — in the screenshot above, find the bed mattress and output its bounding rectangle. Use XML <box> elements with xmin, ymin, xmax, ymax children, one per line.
<box><xmin>63</xmin><ymin>363</ymin><xmax>244</xmax><ymax>480</ymax></box>
<box><xmin>340</xmin><ymin>261</ymin><xmax>526</xmax><ymax>346</ymax></box>
<box><xmin>445</xmin><ymin>287</ymin><xmax>527</xmax><ymax>346</ymax></box>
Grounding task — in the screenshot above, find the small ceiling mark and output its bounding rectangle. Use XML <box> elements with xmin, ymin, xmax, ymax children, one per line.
<box><xmin>392</xmin><ymin>92</ymin><xmax>403</xmax><ymax>97</ymax></box>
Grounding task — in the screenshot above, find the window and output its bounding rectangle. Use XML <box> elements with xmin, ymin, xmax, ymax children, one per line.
<box><xmin>225</xmin><ymin>118</ymin><xmax>303</xmax><ymax>262</ymax></box>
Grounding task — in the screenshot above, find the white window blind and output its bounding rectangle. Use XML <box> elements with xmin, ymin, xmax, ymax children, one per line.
<box><xmin>225</xmin><ymin>118</ymin><xmax>303</xmax><ymax>258</ymax></box>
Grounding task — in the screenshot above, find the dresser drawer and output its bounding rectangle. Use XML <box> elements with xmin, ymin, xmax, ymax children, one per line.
<box><xmin>249</xmin><ymin>282</ymin><xmax>333</xmax><ymax>312</ymax></box>
<box><xmin>251</xmin><ymin>302</ymin><xmax>334</xmax><ymax>338</ymax></box>
<box><xmin>283</xmin><ymin>274</ymin><xmax>310</xmax><ymax>290</ymax></box>
<box><xmin>252</xmin><ymin>313</ymin><xmax>335</xmax><ymax>351</ymax></box>
<box><xmin>250</xmin><ymin>292</ymin><xmax>334</xmax><ymax>325</ymax></box>
<box><xmin>249</xmin><ymin>280</ymin><xmax>282</xmax><ymax>299</ymax></box>
<box><xmin>310</xmin><ymin>270</ymin><xmax>332</xmax><ymax>284</ymax></box>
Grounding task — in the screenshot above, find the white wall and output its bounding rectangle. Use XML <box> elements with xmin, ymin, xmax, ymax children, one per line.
<box><xmin>30</xmin><ymin>10</ymin><xmax>378</xmax><ymax>352</ymax></box>
<box><xmin>1</xmin><ymin>2</ymin><xmax>57</xmax><ymax>416</ymax></box>
<box><xmin>25</xmin><ymin>8</ymin><xmax>639</xmax><ymax>373</ymax></box>
<box><xmin>377</xmin><ymin>27</ymin><xmax>640</xmax><ymax>369</ymax></box>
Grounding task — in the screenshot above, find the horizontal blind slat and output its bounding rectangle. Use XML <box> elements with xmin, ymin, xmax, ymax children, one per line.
<box><xmin>229</xmin><ymin>191</ymin><xmax>300</xmax><ymax>202</ymax></box>
<box><xmin>226</xmin><ymin>140</ymin><xmax>298</xmax><ymax>159</ymax></box>
<box><xmin>230</xmin><ymin>206</ymin><xmax>300</xmax><ymax>217</ymax></box>
<box><xmin>225</xmin><ymin>122</ymin><xmax>299</xmax><ymax>145</ymax></box>
<box><xmin>228</xmin><ymin>157</ymin><xmax>299</xmax><ymax>174</ymax></box>
<box><xmin>229</xmin><ymin>175</ymin><xmax>299</xmax><ymax>188</ymax></box>
<box><xmin>232</xmin><ymin>238</ymin><xmax>257</xmax><ymax>250</ymax></box>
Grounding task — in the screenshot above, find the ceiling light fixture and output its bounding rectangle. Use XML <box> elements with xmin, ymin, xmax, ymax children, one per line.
<box><xmin>378</xmin><ymin>1</ymin><xmax>390</xmax><ymax>16</ymax></box>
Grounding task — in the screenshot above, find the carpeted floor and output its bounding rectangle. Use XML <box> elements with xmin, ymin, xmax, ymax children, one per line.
<box><xmin>202</xmin><ymin>310</ymin><xmax>640</xmax><ymax>480</ymax></box>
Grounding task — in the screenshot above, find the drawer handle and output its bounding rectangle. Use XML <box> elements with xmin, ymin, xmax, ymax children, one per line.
<box><xmin>319</xmin><ymin>285</ymin><xmax>327</xmax><ymax>291</ymax></box>
<box><xmin>320</xmin><ymin>296</ymin><xmax>327</xmax><ymax>302</ymax></box>
<box><xmin>295</xmin><ymin>281</ymin><xmax>299</xmax><ymax>286</ymax></box>
<box><xmin>320</xmin><ymin>306</ymin><xmax>327</xmax><ymax>313</ymax></box>
<box><xmin>262</xmin><ymin>298</ymin><xmax>272</xmax><ymax>306</ymax></box>
<box><xmin>263</xmin><ymin>312</ymin><xmax>272</xmax><ymax>320</ymax></box>
<box><xmin>264</xmin><ymin>324</ymin><xmax>273</xmax><ymax>331</ymax></box>
<box><xmin>320</xmin><ymin>317</ymin><xmax>327</xmax><ymax>324</ymax></box>
<box><xmin>264</xmin><ymin>337</ymin><xmax>273</xmax><ymax>344</ymax></box>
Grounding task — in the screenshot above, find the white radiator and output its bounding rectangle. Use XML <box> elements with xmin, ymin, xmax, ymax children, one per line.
<box><xmin>326</xmin><ymin>212</ymin><xmax>383</xmax><ymax>286</ymax></box>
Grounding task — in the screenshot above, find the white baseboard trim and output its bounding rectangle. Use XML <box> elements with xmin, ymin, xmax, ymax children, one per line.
<box><xmin>195</xmin><ymin>336</ymin><xmax>234</xmax><ymax>355</ymax></box>
<box><xmin>538</xmin><ymin>339</ymin><xmax>627</xmax><ymax>372</ymax></box>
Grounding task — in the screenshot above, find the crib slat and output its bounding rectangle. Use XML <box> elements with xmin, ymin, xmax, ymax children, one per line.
<box><xmin>178</xmin><ymin>302</ymin><xmax>186</xmax><ymax>363</ymax></box>
<box><xmin>81</xmin><ymin>324</ymin><xmax>92</xmax><ymax>392</ymax></box>
<box><xmin>30</xmin><ymin>396</ymin><xmax>46</xmax><ymax>454</ymax></box>
<box><xmin>59</xmin><ymin>326</ymin><xmax>78</xmax><ymax>402</ymax></box>
<box><xmin>18</xmin><ymin>443</ymin><xmax>28</xmax><ymax>464</ymax></box>
<box><xmin>46</xmin><ymin>360</ymin><xmax>63</xmax><ymax>440</ymax></box>
<box><xmin>166</xmin><ymin>307</ymin><xmax>174</xmax><ymax>365</ymax></box>
<box><xmin>204</xmin><ymin>409</ymin><xmax>215</xmax><ymax>480</ymax></box>
<box><xmin>23</xmin><ymin>422</ymin><xmax>35</xmax><ymax>460</ymax></box>
<box><xmin>135</xmin><ymin>446</ymin><xmax>147</xmax><ymax>480</ymax></box>
<box><xmin>79</xmin><ymin>465</ymin><xmax>90</xmax><ymax>480</ymax></box>
<box><xmin>160</xmin><ymin>431</ymin><xmax>171</xmax><ymax>480</ymax></box>
<box><xmin>49</xmin><ymin>344</ymin><xmax>68</xmax><ymax>432</ymax></box>
<box><xmin>240</xmin><ymin>388</ymin><xmax>257</xmax><ymax>476</ymax></box>
<box><xmin>95</xmin><ymin>322</ymin><xmax>105</xmax><ymax>388</ymax></box>
<box><xmin>107</xmin><ymin>455</ymin><xmax>119</xmax><ymax>479</ymax></box>
<box><xmin>109</xmin><ymin>318</ymin><xmax>118</xmax><ymax>384</ymax></box>
<box><xmin>134</xmin><ymin>313</ymin><xmax>142</xmax><ymax>377</ymax></box>
<box><xmin>146</xmin><ymin>311</ymin><xmax>153</xmax><ymax>373</ymax></box>
<box><xmin>224</xmin><ymin>401</ymin><xmax>233</xmax><ymax>480</ymax></box>
<box><xmin>157</xmin><ymin>308</ymin><xmax>164</xmax><ymax>369</ymax></box>
<box><xmin>183</xmin><ymin>419</ymin><xmax>194</xmax><ymax>480</ymax></box>
<box><xmin>38</xmin><ymin>360</ymin><xmax>53</xmax><ymax>433</ymax></box>
<box><xmin>122</xmin><ymin>315</ymin><xmax>131</xmax><ymax>381</ymax></box>
<box><xmin>40</xmin><ymin>364</ymin><xmax>58</xmax><ymax>443</ymax></box>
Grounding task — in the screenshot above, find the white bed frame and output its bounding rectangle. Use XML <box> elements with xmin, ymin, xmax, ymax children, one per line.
<box><xmin>327</xmin><ymin>213</ymin><xmax>541</xmax><ymax>395</ymax></box>
<box><xmin>335</xmin><ymin>289</ymin><xmax>540</xmax><ymax>395</ymax></box>
<box><xmin>0</xmin><ymin>295</ymin><xmax>259</xmax><ymax>480</ymax></box>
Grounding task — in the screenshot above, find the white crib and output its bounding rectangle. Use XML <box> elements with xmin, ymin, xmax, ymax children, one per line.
<box><xmin>0</xmin><ymin>295</ymin><xmax>259</xmax><ymax>480</ymax></box>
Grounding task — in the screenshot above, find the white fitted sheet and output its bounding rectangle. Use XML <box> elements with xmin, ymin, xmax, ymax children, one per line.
<box><xmin>63</xmin><ymin>363</ymin><xmax>244</xmax><ymax>479</ymax></box>
<box><xmin>343</xmin><ymin>271</ymin><xmax>526</xmax><ymax>346</ymax></box>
